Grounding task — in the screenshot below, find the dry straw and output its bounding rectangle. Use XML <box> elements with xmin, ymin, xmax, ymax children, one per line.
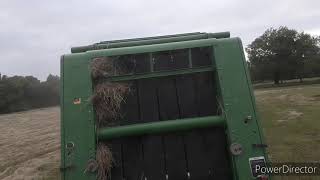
<box><xmin>91</xmin><ymin>82</ymin><xmax>130</xmax><ymax>126</ymax></box>
<box><xmin>90</xmin><ymin>57</ymin><xmax>127</xmax><ymax>79</ymax></box>
<box><xmin>88</xmin><ymin>56</ymin><xmax>131</xmax><ymax>179</ymax></box>
<box><xmin>90</xmin><ymin>57</ymin><xmax>114</xmax><ymax>79</ymax></box>
<box><xmin>85</xmin><ymin>143</ymin><xmax>113</xmax><ymax>180</ymax></box>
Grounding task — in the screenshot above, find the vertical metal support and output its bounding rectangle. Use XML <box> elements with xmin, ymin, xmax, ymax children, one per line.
<box><xmin>61</xmin><ymin>54</ymin><xmax>96</xmax><ymax>180</ymax></box>
<box><xmin>188</xmin><ymin>48</ymin><xmax>193</xmax><ymax>68</ymax></box>
<box><xmin>60</xmin><ymin>56</ymin><xmax>65</xmax><ymax>180</ymax></box>
<box><xmin>112</xmin><ymin>57</ymin><xmax>117</xmax><ymax>76</ymax></box>
<box><xmin>149</xmin><ymin>52</ymin><xmax>154</xmax><ymax>72</ymax></box>
<box><xmin>212</xmin><ymin>38</ymin><xmax>267</xmax><ymax>180</ymax></box>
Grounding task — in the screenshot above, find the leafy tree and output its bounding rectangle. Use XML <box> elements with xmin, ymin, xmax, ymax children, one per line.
<box><xmin>246</xmin><ymin>26</ymin><xmax>320</xmax><ymax>84</ymax></box>
<box><xmin>0</xmin><ymin>74</ymin><xmax>60</xmax><ymax>114</ymax></box>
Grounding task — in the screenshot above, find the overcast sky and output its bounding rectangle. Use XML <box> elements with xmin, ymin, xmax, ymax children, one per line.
<box><xmin>1</xmin><ymin>0</ymin><xmax>319</xmax><ymax>80</ymax></box>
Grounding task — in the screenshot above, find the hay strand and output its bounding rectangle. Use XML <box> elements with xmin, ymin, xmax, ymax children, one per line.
<box><xmin>89</xmin><ymin>56</ymin><xmax>132</xmax><ymax>179</ymax></box>
<box><xmin>85</xmin><ymin>143</ymin><xmax>113</xmax><ymax>180</ymax></box>
<box><xmin>90</xmin><ymin>57</ymin><xmax>114</xmax><ymax>79</ymax></box>
<box><xmin>91</xmin><ymin>82</ymin><xmax>130</xmax><ymax>126</ymax></box>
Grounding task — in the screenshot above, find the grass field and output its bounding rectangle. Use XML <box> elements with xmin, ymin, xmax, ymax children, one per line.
<box><xmin>256</xmin><ymin>84</ymin><xmax>320</xmax><ymax>162</ymax></box>
<box><xmin>253</xmin><ymin>77</ymin><xmax>320</xmax><ymax>89</ymax></box>
<box><xmin>0</xmin><ymin>84</ymin><xmax>319</xmax><ymax>179</ymax></box>
<box><xmin>256</xmin><ymin>84</ymin><xmax>320</xmax><ymax>180</ymax></box>
<box><xmin>0</xmin><ymin>107</ymin><xmax>60</xmax><ymax>180</ymax></box>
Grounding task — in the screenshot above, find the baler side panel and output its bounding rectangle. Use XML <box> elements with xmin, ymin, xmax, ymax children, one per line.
<box><xmin>61</xmin><ymin>54</ymin><xmax>96</xmax><ymax>180</ymax></box>
<box><xmin>213</xmin><ymin>38</ymin><xmax>267</xmax><ymax>179</ymax></box>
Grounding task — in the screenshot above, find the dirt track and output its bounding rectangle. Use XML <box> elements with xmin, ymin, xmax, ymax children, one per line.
<box><xmin>0</xmin><ymin>107</ymin><xmax>60</xmax><ymax>180</ymax></box>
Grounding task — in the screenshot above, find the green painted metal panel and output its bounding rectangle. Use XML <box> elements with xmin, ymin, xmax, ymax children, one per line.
<box><xmin>71</xmin><ymin>33</ymin><xmax>209</xmax><ymax>53</ymax></box>
<box><xmin>86</xmin><ymin>38</ymin><xmax>218</xmax><ymax>58</ymax></box>
<box><xmin>98</xmin><ymin>32</ymin><xmax>204</xmax><ymax>44</ymax></box>
<box><xmin>212</xmin><ymin>38</ymin><xmax>268</xmax><ymax>179</ymax></box>
<box><xmin>105</xmin><ymin>66</ymin><xmax>213</xmax><ymax>82</ymax></box>
<box><xmin>207</xmin><ymin>31</ymin><xmax>231</xmax><ymax>39</ymax></box>
<box><xmin>98</xmin><ymin>31</ymin><xmax>229</xmax><ymax>44</ymax></box>
<box><xmin>61</xmin><ymin>34</ymin><xmax>267</xmax><ymax>180</ymax></box>
<box><xmin>71</xmin><ymin>32</ymin><xmax>230</xmax><ymax>53</ymax></box>
<box><xmin>61</xmin><ymin>53</ymin><xmax>96</xmax><ymax>180</ymax></box>
<box><xmin>98</xmin><ymin>116</ymin><xmax>225</xmax><ymax>140</ymax></box>
<box><xmin>60</xmin><ymin>56</ymin><xmax>65</xmax><ymax>180</ymax></box>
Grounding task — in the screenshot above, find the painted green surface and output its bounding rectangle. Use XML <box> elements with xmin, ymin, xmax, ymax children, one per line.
<box><xmin>106</xmin><ymin>66</ymin><xmax>213</xmax><ymax>82</ymax></box>
<box><xmin>71</xmin><ymin>32</ymin><xmax>230</xmax><ymax>53</ymax></box>
<box><xmin>60</xmin><ymin>53</ymin><xmax>96</xmax><ymax>180</ymax></box>
<box><xmin>98</xmin><ymin>32</ymin><xmax>204</xmax><ymax>44</ymax></box>
<box><xmin>98</xmin><ymin>116</ymin><xmax>225</xmax><ymax>140</ymax></box>
<box><xmin>71</xmin><ymin>33</ymin><xmax>209</xmax><ymax>53</ymax></box>
<box><xmin>98</xmin><ymin>31</ymin><xmax>230</xmax><ymax>45</ymax></box>
<box><xmin>87</xmin><ymin>38</ymin><xmax>218</xmax><ymax>57</ymax></box>
<box><xmin>59</xmin><ymin>56</ymin><xmax>65</xmax><ymax>180</ymax></box>
<box><xmin>213</xmin><ymin>38</ymin><xmax>268</xmax><ymax>179</ymax></box>
<box><xmin>61</xmin><ymin>34</ymin><xmax>267</xmax><ymax>180</ymax></box>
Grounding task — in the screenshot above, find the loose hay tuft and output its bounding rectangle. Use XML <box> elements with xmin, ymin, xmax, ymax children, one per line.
<box><xmin>85</xmin><ymin>143</ymin><xmax>113</xmax><ymax>180</ymax></box>
<box><xmin>90</xmin><ymin>57</ymin><xmax>115</xmax><ymax>79</ymax></box>
<box><xmin>89</xmin><ymin>57</ymin><xmax>131</xmax><ymax>179</ymax></box>
<box><xmin>91</xmin><ymin>82</ymin><xmax>130</xmax><ymax>126</ymax></box>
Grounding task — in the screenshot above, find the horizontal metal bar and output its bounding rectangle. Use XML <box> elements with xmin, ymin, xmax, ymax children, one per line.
<box><xmin>98</xmin><ymin>32</ymin><xmax>205</xmax><ymax>44</ymax></box>
<box><xmin>97</xmin><ymin>116</ymin><xmax>225</xmax><ymax>140</ymax></box>
<box><xmin>86</xmin><ymin>38</ymin><xmax>223</xmax><ymax>57</ymax></box>
<box><xmin>97</xmin><ymin>32</ymin><xmax>229</xmax><ymax>45</ymax></box>
<box><xmin>107</xmin><ymin>66</ymin><xmax>213</xmax><ymax>82</ymax></box>
<box><xmin>71</xmin><ymin>32</ymin><xmax>230</xmax><ymax>53</ymax></box>
<box><xmin>72</xmin><ymin>34</ymin><xmax>210</xmax><ymax>53</ymax></box>
<box><xmin>208</xmin><ymin>31</ymin><xmax>231</xmax><ymax>39</ymax></box>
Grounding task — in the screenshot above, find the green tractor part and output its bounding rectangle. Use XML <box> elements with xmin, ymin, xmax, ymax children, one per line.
<box><xmin>61</xmin><ymin>32</ymin><xmax>269</xmax><ymax>180</ymax></box>
<box><xmin>70</xmin><ymin>32</ymin><xmax>230</xmax><ymax>53</ymax></box>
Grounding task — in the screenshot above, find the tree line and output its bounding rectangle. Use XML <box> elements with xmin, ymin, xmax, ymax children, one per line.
<box><xmin>0</xmin><ymin>74</ymin><xmax>59</xmax><ymax>114</ymax></box>
<box><xmin>1</xmin><ymin>26</ymin><xmax>319</xmax><ymax>113</ymax></box>
<box><xmin>246</xmin><ymin>26</ymin><xmax>320</xmax><ymax>84</ymax></box>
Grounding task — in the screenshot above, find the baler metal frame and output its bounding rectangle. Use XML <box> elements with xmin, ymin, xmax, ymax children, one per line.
<box><xmin>61</xmin><ymin>35</ymin><xmax>267</xmax><ymax>180</ymax></box>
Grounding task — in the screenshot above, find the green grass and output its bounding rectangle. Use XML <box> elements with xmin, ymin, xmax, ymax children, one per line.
<box><xmin>255</xmin><ymin>84</ymin><xmax>320</xmax><ymax>179</ymax></box>
<box><xmin>253</xmin><ymin>77</ymin><xmax>320</xmax><ymax>89</ymax></box>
